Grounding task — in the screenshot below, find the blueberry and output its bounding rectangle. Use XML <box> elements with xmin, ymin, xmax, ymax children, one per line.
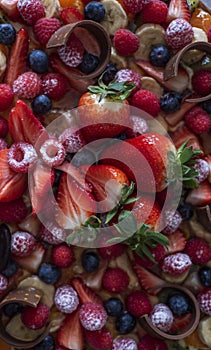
<box><xmin>168</xmin><ymin>293</ymin><xmax>190</xmax><ymax>316</ymax></box>
<box><xmin>160</xmin><ymin>91</ymin><xmax>182</xmax><ymax>113</ymax></box>
<box><xmin>71</xmin><ymin>148</ymin><xmax>96</xmax><ymax>167</ymax></box>
<box><xmin>104</xmin><ymin>298</ymin><xmax>124</xmax><ymax>317</ymax></box>
<box><xmin>38</xmin><ymin>263</ymin><xmax>61</xmax><ymax>284</ymax></box>
<box><xmin>2</xmin><ymin>259</ymin><xmax>18</xmax><ymax>277</ymax></box>
<box><xmin>149</xmin><ymin>45</ymin><xmax>170</xmax><ymax>67</ymax></box>
<box><xmin>201</xmin><ymin>99</ymin><xmax>211</xmax><ymax>114</ymax></box>
<box><xmin>29</xmin><ymin>49</ymin><xmax>49</xmax><ymax>74</ymax></box>
<box><xmin>178</xmin><ymin>203</ymin><xmax>193</xmax><ymax>220</ymax></box>
<box><xmin>31</xmin><ymin>95</ymin><xmax>52</xmax><ymax>115</ymax></box>
<box><xmin>0</xmin><ymin>24</ymin><xmax>16</xmax><ymax>45</ymax></box>
<box><xmin>34</xmin><ymin>335</ymin><xmax>55</xmax><ymax>350</ymax></box>
<box><xmin>3</xmin><ymin>302</ymin><xmax>23</xmax><ymax>317</ymax></box>
<box><xmin>84</xmin><ymin>1</ymin><xmax>105</xmax><ymax>22</ymax></box>
<box><xmin>198</xmin><ymin>266</ymin><xmax>211</xmax><ymax>287</ymax></box>
<box><xmin>79</xmin><ymin>53</ymin><xmax>99</xmax><ymax>74</ymax></box>
<box><xmin>115</xmin><ymin>311</ymin><xmax>136</xmax><ymax>334</ymax></box>
<box><xmin>102</xmin><ymin>63</ymin><xmax>118</xmax><ymax>85</ymax></box>
<box><xmin>82</xmin><ymin>250</ymin><xmax>99</xmax><ymax>272</ymax></box>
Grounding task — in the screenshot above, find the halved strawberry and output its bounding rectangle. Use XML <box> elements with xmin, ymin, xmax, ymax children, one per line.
<box><xmin>4</xmin><ymin>28</ymin><xmax>29</xmax><ymax>85</ymax></box>
<box><xmin>165</xmin><ymin>229</ymin><xmax>186</xmax><ymax>255</ymax></box>
<box><xmin>8</xmin><ymin>100</ymin><xmax>48</xmax><ymax>146</ymax></box>
<box><xmin>0</xmin><ymin>149</ymin><xmax>27</xmax><ymax>202</ymax></box>
<box><xmin>166</xmin><ymin>0</ymin><xmax>191</xmax><ymax>23</ymax></box>
<box><xmin>132</xmin><ymin>262</ymin><xmax>165</xmax><ymax>295</ymax></box>
<box><xmin>13</xmin><ymin>242</ymin><xmax>46</xmax><ymax>273</ymax></box>
<box><xmin>56</xmin><ymin>162</ymin><xmax>90</xmax><ymax>193</ymax></box>
<box><xmin>57</xmin><ymin>309</ymin><xmax>84</xmax><ymax>350</ymax></box>
<box><xmin>60</xmin><ymin>6</ymin><xmax>84</xmax><ymax>24</ymax></box>
<box><xmin>185</xmin><ymin>180</ymin><xmax>211</xmax><ymax>207</ymax></box>
<box><xmin>71</xmin><ymin>277</ymin><xmax>102</xmax><ymax>305</ymax></box>
<box><xmin>0</xmin><ymin>0</ymin><xmax>19</xmax><ymax>21</ymax></box>
<box><xmin>130</xmin><ymin>196</ymin><xmax>161</xmax><ymax>229</ymax></box>
<box><xmin>169</xmin><ymin>313</ymin><xmax>192</xmax><ymax>333</ymax></box>
<box><xmin>170</xmin><ymin>125</ymin><xmax>204</xmax><ymax>153</ymax></box>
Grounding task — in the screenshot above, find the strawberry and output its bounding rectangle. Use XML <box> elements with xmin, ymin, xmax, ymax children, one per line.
<box><xmin>0</xmin><ymin>149</ymin><xmax>27</xmax><ymax>202</ymax></box>
<box><xmin>85</xmin><ymin>327</ymin><xmax>113</xmax><ymax>350</ymax></box>
<box><xmin>0</xmin><ymin>197</ymin><xmax>27</xmax><ymax>223</ymax></box>
<box><xmin>57</xmin><ymin>309</ymin><xmax>84</xmax><ymax>350</ymax></box>
<box><xmin>60</xmin><ymin>6</ymin><xmax>84</xmax><ymax>24</ymax></box>
<box><xmin>21</xmin><ymin>303</ymin><xmax>50</xmax><ymax>330</ymax></box>
<box><xmin>130</xmin><ymin>195</ymin><xmax>161</xmax><ymax>229</ymax></box>
<box><xmin>164</xmin><ymin>230</ymin><xmax>187</xmax><ymax>254</ymax></box>
<box><xmin>0</xmin><ymin>0</ymin><xmax>20</xmax><ymax>20</ymax></box>
<box><xmin>126</xmin><ymin>290</ymin><xmax>152</xmax><ymax>317</ymax></box>
<box><xmin>167</xmin><ymin>0</ymin><xmax>191</xmax><ymax>23</ymax></box>
<box><xmin>13</xmin><ymin>242</ymin><xmax>46</xmax><ymax>273</ymax></box>
<box><xmin>185</xmin><ymin>180</ymin><xmax>211</xmax><ymax>207</ymax></box>
<box><xmin>133</xmin><ymin>243</ymin><xmax>165</xmax><ymax>268</ymax></box>
<box><xmin>102</xmin><ymin>267</ymin><xmax>129</xmax><ymax>293</ymax></box>
<box><xmin>132</xmin><ymin>262</ymin><xmax>165</xmax><ymax>295</ymax></box>
<box><xmin>169</xmin><ymin>313</ymin><xmax>192</xmax><ymax>333</ymax></box>
<box><xmin>71</xmin><ymin>277</ymin><xmax>102</xmax><ymax>305</ymax></box>
<box><xmin>184</xmin><ymin>237</ymin><xmax>211</xmax><ymax>264</ymax></box>
<box><xmin>4</xmin><ymin>28</ymin><xmax>29</xmax><ymax>86</ymax></box>
<box><xmin>170</xmin><ymin>125</ymin><xmax>204</xmax><ymax>152</ymax></box>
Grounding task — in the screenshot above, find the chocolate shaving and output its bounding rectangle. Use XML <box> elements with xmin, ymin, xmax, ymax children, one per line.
<box><xmin>0</xmin><ymin>224</ymin><xmax>11</xmax><ymax>272</ymax></box>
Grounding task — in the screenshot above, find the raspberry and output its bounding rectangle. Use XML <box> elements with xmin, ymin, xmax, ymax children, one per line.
<box><xmin>184</xmin><ymin>237</ymin><xmax>211</xmax><ymax>264</ymax></box>
<box><xmin>58</xmin><ymin>33</ymin><xmax>84</xmax><ymax>67</ymax></box>
<box><xmin>0</xmin><ymin>116</ymin><xmax>8</xmax><ymax>138</ymax></box>
<box><xmin>150</xmin><ymin>303</ymin><xmax>174</xmax><ymax>332</ymax></box>
<box><xmin>85</xmin><ymin>327</ymin><xmax>113</xmax><ymax>350</ymax></box>
<box><xmin>102</xmin><ymin>268</ymin><xmax>129</xmax><ymax>293</ymax></box>
<box><xmin>52</xmin><ymin>244</ymin><xmax>75</xmax><ymax>268</ymax></box>
<box><xmin>141</xmin><ymin>0</ymin><xmax>168</xmax><ymax>24</ymax></box>
<box><xmin>115</xmin><ymin>69</ymin><xmax>141</xmax><ymax>94</ymax></box>
<box><xmin>42</xmin><ymin>73</ymin><xmax>68</xmax><ymax>100</ymax></box>
<box><xmin>0</xmin><ymin>138</ymin><xmax>8</xmax><ymax>150</ymax></box>
<box><xmin>113</xmin><ymin>29</ymin><xmax>139</xmax><ymax>56</ymax></box>
<box><xmin>39</xmin><ymin>223</ymin><xmax>65</xmax><ymax>245</ymax></box>
<box><xmin>138</xmin><ymin>334</ymin><xmax>168</xmax><ymax>350</ymax></box>
<box><xmin>113</xmin><ymin>337</ymin><xmax>138</xmax><ymax>350</ymax></box>
<box><xmin>0</xmin><ymin>197</ymin><xmax>28</xmax><ymax>223</ymax></box>
<box><xmin>131</xmin><ymin>89</ymin><xmax>160</xmax><ymax>117</ymax></box>
<box><xmin>0</xmin><ymin>274</ymin><xmax>8</xmax><ymax>291</ymax></box>
<box><xmin>17</xmin><ymin>0</ymin><xmax>45</xmax><ymax>25</ymax></box>
<box><xmin>165</xmin><ymin>18</ymin><xmax>194</xmax><ymax>50</ymax></box>
<box><xmin>123</xmin><ymin>0</ymin><xmax>144</xmax><ymax>14</ymax></box>
<box><xmin>193</xmin><ymin>158</ymin><xmax>209</xmax><ymax>183</ymax></box>
<box><xmin>160</xmin><ymin>253</ymin><xmax>192</xmax><ymax>275</ymax></box>
<box><xmin>126</xmin><ymin>290</ymin><xmax>152</xmax><ymax>317</ymax></box>
<box><xmin>0</xmin><ymin>84</ymin><xmax>14</xmax><ymax>112</ymax></box>
<box><xmin>126</xmin><ymin>116</ymin><xmax>149</xmax><ymax>138</ymax></box>
<box><xmin>162</xmin><ymin>210</ymin><xmax>182</xmax><ymax>235</ymax></box>
<box><xmin>184</xmin><ymin>106</ymin><xmax>211</xmax><ymax>135</ymax></box>
<box><xmin>79</xmin><ymin>302</ymin><xmax>107</xmax><ymax>331</ymax></box>
<box><xmin>21</xmin><ymin>303</ymin><xmax>50</xmax><ymax>329</ymax></box>
<box><xmin>13</xmin><ymin>72</ymin><xmax>42</xmax><ymax>99</ymax></box>
<box><xmin>208</xmin><ymin>26</ymin><xmax>211</xmax><ymax>43</ymax></box>
<box><xmin>59</xmin><ymin>126</ymin><xmax>85</xmax><ymax>153</ymax></box>
<box><xmin>133</xmin><ymin>243</ymin><xmax>165</xmax><ymax>268</ymax></box>
<box><xmin>8</xmin><ymin>142</ymin><xmax>38</xmax><ymax>173</ymax></box>
<box><xmin>98</xmin><ymin>243</ymin><xmax>126</xmax><ymax>259</ymax></box>
<box><xmin>197</xmin><ymin>289</ymin><xmax>211</xmax><ymax>316</ymax></box>
<box><xmin>192</xmin><ymin>69</ymin><xmax>211</xmax><ymax>96</ymax></box>
<box><xmin>54</xmin><ymin>285</ymin><xmax>79</xmax><ymax>314</ymax></box>
<box><xmin>34</xmin><ymin>17</ymin><xmax>61</xmax><ymax>46</ymax></box>
<box><xmin>60</xmin><ymin>7</ymin><xmax>84</xmax><ymax>24</ymax></box>
<box><xmin>40</xmin><ymin>138</ymin><xmax>66</xmax><ymax>167</ymax></box>
<box><xmin>11</xmin><ymin>231</ymin><xmax>36</xmax><ymax>257</ymax></box>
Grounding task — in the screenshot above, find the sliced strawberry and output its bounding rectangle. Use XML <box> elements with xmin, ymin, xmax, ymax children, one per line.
<box><xmin>170</xmin><ymin>125</ymin><xmax>204</xmax><ymax>153</ymax></box>
<box><xmin>4</xmin><ymin>28</ymin><xmax>29</xmax><ymax>85</ymax></box>
<box><xmin>132</xmin><ymin>262</ymin><xmax>166</xmax><ymax>295</ymax></box>
<box><xmin>71</xmin><ymin>277</ymin><xmax>102</xmax><ymax>305</ymax></box>
<box><xmin>167</xmin><ymin>0</ymin><xmax>191</xmax><ymax>23</ymax></box>
<box><xmin>0</xmin><ymin>0</ymin><xmax>19</xmax><ymax>21</ymax></box>
<box><xmin>74</xmin><ymin>27</ymin><xmax>101</xmax><ymax>56</ymax></box>
<box><xmin>186</xmin><ymin>180</ymin><xmax>211</xmax><ymax>207</ymax></box>
<box><xmin>56</xmin><ymin>162</ymin><xmax>90</xmax><ymax>192</ymax></box>
<box><xmin>60</xmin><ymin>6</ymin><xmax>84</xmax><ymax>24</ymax></box>
<box><xmin>8</xmin><ymin>100</ymin><xmax>48</xmax><ymax>146</ymax></box>
<box><xmin>13</xmin><ymin>242</ymin><xmax>46</xmax><ymax>273</ymax></box>
<box><xmin>165</xmin><ymin>229</ymin><xmax>186</xmax><ymax>255</ymax></box>
<box><xmin>0</xmin><ymin>149</ymin><xmax>27</xmax><ymax>202</ymax></box>
<box><xmin>163</xmin><ymin>99</ymin><xmax>198</xmax><ymax>127</ymax></box>
<box><xmin>169</xmin><ymin>313</ymin><xmax>192</xmax><ymax>333</ymax></box>
<box><xmin>57</xmin><ymin>309</ymin><xmax>84</xmax><ymax>350</ymax></box>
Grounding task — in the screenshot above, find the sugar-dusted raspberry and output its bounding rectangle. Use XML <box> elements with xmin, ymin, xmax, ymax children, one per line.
<box><xmin>160</xmin><ymin>253</ymin><xmax>192</xmax><ymax>276</ymax></box>
<box><xmin>0</xmin><ymin>197</ymin><xmax>28</xmax><ymax>223</ymax></box>
<box><xmin>193</xmin><ymin>158</ymin><xmax>210</xmax><ymax>183</ymax></box>
<box><xmin>79</xmin><ymin>302</ymin><xmax>107</xmax><ymax>331</ymax></box>
<box><xmin>197</xmin><ymin>289</ymin><xmax>211</xmax><ymax>316</ymax></box>
<box><xmin>34</xmin><ymin>17</ymin><xmax>61</xmax><ymax>46</ymax></box>
<box><xmin>184</xmin><ymin>106</ymin><xmax>211</xmax><ymax>135</ymax></box>
<box><xmin>192</xmin><ymin>69</ymin><xmax>211</xmax><ymax>96</ymax></box>
<box><xmin>21</xmin><ymin>303</ymin><xmax>50</xmax><ymax>329</ymax></box>
<box><xmin>162</xmin><ymin>209</ymin><xmax>182</xmax><ymax>235</ymax></box>
<box><xmin>52</xmin><ymin>244</ymin><xmax>75</xmax><ymax>268</ymax></box>
<box><xmin>42</xmin><ymin>73</ymin><xmax>68</xmax><ymax>100</ymax></box>
<box><xmin>115</xmin><ymin>69</ymin><xmax>141</xmax><ymax>94</ymax></box>
<box><xmin>98</xmin><ymin>243</ymin><xmax>126</xmax><ymax>259</ymax></box>
<box><xmin>141</xmin><ymin>0</ymin><xmax>168</xmax><ymax>24</ymax></box>
<box><xmin>40</xmin><ymin>138</ymin><xmax>66</xmax><ymax>167</ymax></box>
<box><xmin>17</xmin><ymin>0</ymin><xmax>45</xmax><ymax>25</ymax></box>
<box><xmin>150</xmin><ymin>303</ymin><xmax>174</xmax><ymax>332</ymax></box>
<box><xmin>39</xmin><ymin>222</ymin><xmax>65</xmax><ymax>245</ymax></box>
<box><xmin>184</xmin><ymin>237</ymin><xmax>211</xmax><ymax>264</ymax></box>
<box><xmin>13</xmin><ymin>72</ymin><xmax>42</xmax><ymax>99</ymax></box>
<box><xmin>59</xmin><ymin>126</ymin><xmax>86</xmax><ymax>153</ymax></box>
<box><xmin>85</xmin><ymin>327</ymin><xmax>113</xmax><ymax>350</ymax></box>
<box><xmin>54</xmin><ymin>285</ymin><xmax>79</xmax><ymax>314</ymax></box>
<box><xmin>0</xmin><ymin>84</ymin><xmax>14</xmax><ymax>112</ymax></box>
<box><xmin>11</xmin><ymin>231</ymin><xmax>36</xmax><ymax>257</ymax></box>
<box><xmin>58</xmin><ymin>33</ymin><xmax>84</xmax><ymax>67</ymax></box>
<box><xmin>123</xmin><ymin>0</ymin><xmax>144</xmax><ymax>14</ymax></box>
<box><xmin>8</xmin><ymin>142</ymin><xmax>38</xmax><ymax>173</ymax></box>
<box><xmin>126</xmin><ymin>116</ymin><xmax>149</xmax><ymax>138</ymax></box>
<box><xmin>113</xmin><ymin>29</ymin><xmax>139</xmax><ymax>57</ymax></box>
<box><xmin>165</xmin><ymin>18</ymin><xmax>194</xmax><ymax>50</ymax></box>
<box><xmin>0</xmin><ymin>138</ymin><xmax>8</xmax><ymax>150</ymax></box>
<box><xmin>0</xmin><ymin>274</ymin><xmax>8</xmax><ymax>291</ymax></box>
<box><xmin>126</xmin><ymin>290</ymin><xmax>152</xmax><ymax>317</ymax></box>
<box><xmin>113</xmin><ymin>337</ymin><xmax>138</xmax><ymax>350</ymax></box>
<box><xmin>131</xmin><ymin>89</ymin><xmax>160</xmax><ymax>117</ymax></box>
<box><xmin>0</xmin><ymin>116</ymin><xmax>8</xmax><ymax>138</ymax></box>
<box><xmin>102</xmin><ymin>268</ymin><xmax>129</xmax><ymax>293</ymax></box>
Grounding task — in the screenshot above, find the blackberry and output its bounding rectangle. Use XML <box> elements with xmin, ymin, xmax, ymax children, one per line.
<box><xmin>149</xmin><ymin>45</ymin><xmax>170</xmax><ymax>67</ymax></box>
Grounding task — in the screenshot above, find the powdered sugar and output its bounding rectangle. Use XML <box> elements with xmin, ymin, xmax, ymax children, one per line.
<box><xmin>113</xmin><ymin>337</ymin><xmax>138</xmax><ymax>350</ymax></box>
<box><xmin>197</xmin><ymin>289</ymin><xmax>211</xmax><ymax>316</ymax></box>
<box><xmin>165</xmin><ymin>18</ymin><xmax>194</xmax><ymax>50</ymax></box>
<box><xmin>54</xmin><ymin>285</ymin><xmax>79</xmax><ymax>313</ymax></box>
<box><xmin>0</xmin><ymin>274</ymin><xmax>8</xmax><ymax>290</ymax></box>
<box><xmin>150</xmin><ymin>303</ymin><xmax>174</xmax><ymax>332</ymax></box>
<box><xmin>58</xmin><ymin>33</ymin><xmax>84</xmax><ymax>68</ymax></box>
<box><xmin>161</xmin><ymin>253</ymin><xmax>192</xmax><ymax>275</ymax></box>
<box><xmin>79</xmin><ymin>302</ymin><xmax>107</xmax><ymax>331</ymax></box>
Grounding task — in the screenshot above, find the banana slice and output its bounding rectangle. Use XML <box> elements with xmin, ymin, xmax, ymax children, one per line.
<box><xmin>134</xmin><ymin>24</ymin><xmax>166</xmax><ymax>61</ymax></box>
<box><xmin>41</xmin><ymin>0</ymin><xmax>61</xmax><ymax>18</ymax></box>
<box><xmin>6</xmin><ymin>314</ymin><xmax>45</xmax><ymax>341</ymax></box>
<box><xmin>198</xmin><ymin>316</ymin><xmax>211</xmax><ymax>347</ymax></box>
<box><xmin>0</xmin><ymin>50</ymin><xmax>6</xmax><ymax>81</ymax></box>
<box><xmin>100</xmin><ymin>0</ymin><xmax>128</xmax><ymax>35</ymax></box>
<box><xmin>182</xmin><ymin>27</ymin><xmax>208</xmax><ymax>65</ymax></box>
<box><xmin>141</xmin><ymin>76</ymin><xmax>163</xmax><ymax>98</ymax></box>
<box><xmin>110</xmin><ymin>47</ymin><xmax>128</xmax><ymax>69</ymax></box>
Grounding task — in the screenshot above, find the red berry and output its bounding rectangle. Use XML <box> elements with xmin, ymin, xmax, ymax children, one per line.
<box><xmin>126</xmin><ymin>116</ymin><xmax>149</xmax><ymax>138</ymax></box>
<box><xmin>115</xmin><ymin>68</ymin><xmax>141</xmax><ymax>94</ymax></box>
<box><xmin>59</xmin><ymin>126</ymin><xmax>85</xmax><ymax>153</ymax></box>
<box><xmin>54</xmin><ymin>285</ymin><xmax>79</xmax><ymax>313</ymax></box>
<box><xmin>13</xmin><ymin>72</ymin><xmax>42</xmax><ymax>99</ymax></box>
<box><xmin>8</xmin><ymin>142</ymin><xmax>38</xmax><ymax>173</ymax></box>
<box><xmin>160</xmin><ymin>252</ymin><xmax>192</xmax><ymax>276</ymax></box>
<box><xmin>193</xmin><ymin>158</ymin><xmax>209</xmax><ymax>183</ymax></box>
<box><xmin>141</xmin><ymin>0</ymin><xmax>168</xmax><ymax>24</ymax></box>
<box><xmin>113</xmin><ymin>337</ymin><xmax>138</xmax><ymax>350</ymax></box>
<box><xmin>162</xmin><ymin>210</ymin><xmax>182</xmax><ymax>235</ymax></box>
<box><xmin>79</xmin><ymin>302</ymin><xmax>107</xmax><ymax>331</ymax></box>
<box><xmin>58</xmin><ymin>33</ymin><xmax>84</xmax><ymax>67</ymax></box>
<box><xmin>133</xmin><ymin>243</ymin><xmax>165</xmax><ymax>268</ymax></box>
<box><xmin>34</xmin><ymin>17</ymin><xmax>61</xmax><ymax>46</ymax></box>
<box><xmin>17</xmin><ymin>0</ymin><xmax>45</xmax><ymax>25</ymax></box>
<box><xmin>0</xmin><ymin>197</ymin><xmax>28</xmax><ymax>223</ymax></box>
<box><xmin>126</xmin><ymin>290</ymin><xmax>152</xmax><ymax>317</ymax></box>
<box><xmin>11</xmin><ymin>231</ymin><xmax>36</xmax><ymax>257</ymax></box>
<box><xmin>0</xmin><ymin>84</ymin><xmax>14</xmax><ymax>112</ymax></box>
<box><xmin>123</xmin><ymin>0</ymin><xmax>144</xmax><ymax>14</ymax></box>
<box><xmin>40</xmin><ymin>138</ymin><xmax>66</xmax><ymax>167</ymax></box>
<box><xmin>131</xmin><ymin>89</ymin><xmax>160</xmax><ymax>117</ymax></box>
<box><xmin>21</xmin><ymin>303</ymin><xmax>50</xmax><ymax>330</ymax></box>
<box><xmin>42</xmin><ymin>73</ymin><xmax>68</xmax><ymax>100</ymax></box>
<box><xmin>0</xmin><ymin>274</ymin><xmax>8</xmax><ymax>291</ymax></box>
<box><xmin>208</xmin><ymin>26</ymin><xmax>211</xmax><ymax>42</ymax></box>
<box><xmin>0</xmin><ymin>116</ymin><xmax>8</xmax><ymax>138</ymax></box>
<box><xmin>192</xmin><ymin>69</ymin><xmax>211</xmax><ymax>96</ymax></box>
<box><xmin>197</xmin><ymin>289</ymin><xmax>211</xmax><ymax>316</ymax></box>
<box><xmin>52</xmin><ymin>244</ymin><xmax>75</xmax><ymax>268</ymax></box>
<box><xmin>102</xmin><ymin>268</ymin><xmax>129</xmax><ymax>293</ymax></box>
<box><xmin>138</xmin><ymin>334</ymin><xmax>168</xmax><ymax>350</ymax></box>
<box><xmin>184</xmin><ymin>237</ymin><xmax>211</xmax><ymax>264</ymax></box>
<box><xmin>85</xmin><ymin>327</ymin><xmax>113</xmax><ymax>350</ymax></box>
<box><xmin>60</xmin><ymin>7</ymin><xmax>84</xmax><ymax>24</ymax></box>
<box><xmin>150</xmin><ymin>303</ymin><xmax>174</xmax><ymax>332</ymax></box>
<box><xmin>39</xmin><ymin>222</ymin><xmax>65</xmax><ymax>245</ymax></box>
<box><xmin>98</xmin><ymin>243</ymin><xmax>126</xmax><ymax>259</ymax></box>
<box><xmin>165</xmin><ymin>18</ymin><xmax>194</xmax><ymax>50</ymax></box>
<box><xmin>0</xmin><ymin>138</ymin><xmax>8</xmax><ymax>150</ymax></box>
<box><xmin>184</xmin><ymin>106</ymin><xmax>211</xmax><ymax>135</ymax></box>
<box><xmin>113</xmin><ymin>29</ymin><xmax>139</xmax><ymax>56</ymax></box>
